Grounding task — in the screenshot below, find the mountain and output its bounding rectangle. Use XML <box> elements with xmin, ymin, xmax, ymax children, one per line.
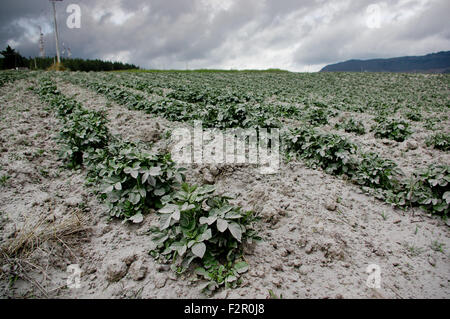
<box><xmin>320</xmin><ymin>51</ymin><xmax>450</xmax><ymax>73</ymax></box>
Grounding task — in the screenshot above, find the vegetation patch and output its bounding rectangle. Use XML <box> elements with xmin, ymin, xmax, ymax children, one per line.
<box><xmin>372</xmin><ymin>118</ymin><xmax>412</xmax><ymax>142</ymax></box>
<box><xmin>426</xmin><ymin>133</ymin><xmax>450</xmax><ymax>151</ymax></box>
<box><xmin>335</xmin><ymin>118</ymin><xmax>366</xmax><ymax>135</ymax></box>
<box><xmin>149</xmin><ymin>184</ymin><xmax>260</xmax><ymax>293</ymax></box>
<box><xmin>86</xmin><ymin>140</ymin><xmax>184</xmax><ymax>221</ymax></box>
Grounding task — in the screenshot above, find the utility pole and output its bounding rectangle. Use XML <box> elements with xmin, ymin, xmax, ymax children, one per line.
<box><xmin>50</xmin><ymin>0</ymin><xmax>63</xmax><ymax>64</ymax></box>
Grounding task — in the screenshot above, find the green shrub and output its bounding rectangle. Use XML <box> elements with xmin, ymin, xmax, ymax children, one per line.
<box><xmin>404</xmin><ymin>165</ymin><xmax>449</xmax><ymax>215</ymax></box>
<box><xmin>372</xmin><ymin>118</ymin><xmax>412</xmax><ymax>142</ymax></box>
<box><xmin>405</xmin><ymin>111</ymin><xmax>422</xmax><ymax>122</ymax></box>
<box><xmin>386</xmin><ymin>164</ymin><xmax>449</xmax><ymax>215</ymax></box>
<box><xmin>350</xmin><ymin>152</ymin><xmax>402</xmax><ymax>190</ymax></box>
<box><xmin>58</xmin><ymin>108</ymin><xmax>110</xmax><ymax>168</ymax></box>
<box><xmin>198</xmin><ymin>103</ymin><xmax>280</xmax><ymax>129</ymax></box>
<box><xmin>426</xmin><ymin>133</ymin><xmax>450</xmax><ymax>151</ymax></box>
<box><xmin>149</xmin><ymin>184</ymin><xmax>260</xmax><ymax>293</ymax></box>
<box><xmin>36</xmin><ymin>79</ymin><xmax>80</xmax><ymax>117</ymax></box>
<box><xmin>305</xmin><ymin>107</ymin><xmax>329</xmax><ymax>126</ymax></box>
<box><xmin>335</xmin><ymin>118</ymin><xmax>366</xmax><ymax>135</ymax></box>
<box><xmin>285</xmin><ymin>127</ymin><xmax>357</xmax><ymax>175</ymax></box>
<box><xmin>90</xmin><ymin>140</ymin><xmax>184</xmax><ymax>220</ymax></box>
<box><xmin>424</xmin><ymin>117</ymin><xmax>440</xmax><ymax>130</ymax></box>
<box><xmin>34</xmin><ymin>78</ymin><xmax>109</xmax><ymax>168</ymax></box>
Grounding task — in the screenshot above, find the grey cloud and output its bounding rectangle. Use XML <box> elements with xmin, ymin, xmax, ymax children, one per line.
<box><xmin>0</xmin><ymin>0</ymin><xmax>449</xmax><ymax>71</ymax></box>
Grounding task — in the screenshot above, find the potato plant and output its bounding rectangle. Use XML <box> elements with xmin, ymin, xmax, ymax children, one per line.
<box><xmin>426</xmin><ymin>133</ymin><xmax>450</xmax><ymax>151</ymax></box>
<box><xmin>284</xmin><ymin>127</ymin><xmax>357</xmax><ymax>175</ymax></box>
<box><xmin>149</xmin><ymin>184</ymin><xmax>260</xmax><ymax>293</ymax></box>
<box><xmin>349</xmin><ymin>152</ymin><xmax>402</xmax><ymax>190</ymax></box>
<box><xmin>87</xmin><ymin>140</ymin><xmax>184</xmax><ymax>220</ymax></box>
<box><xmin>58</xmin><ymin>108</ymin><xmax>110</xmax><ymax>168</ymax></box>
<box><xmin>335</xmin><ymin>118</ymin><xmax>366</xmax><ymax>135</ymax></box>
<box><xmin>305</xmin><ymin>107</ymin><xmax>330</xmax><ymax>126</ymax></box>
<box><xmin>404</xmin><ymin>165</ymin><xmax>449</xmax><ymax>215</ymax></box>
<box><xmin>0</xmin><ymin>70</ymin><xmax>31</xmax><ymax>87</ymax></box>
<box><xmin>371</xmin><ymin>118</ymin><xmax>412</xmax><ymax>142</ymax></box>
<box><xmin>35</xmin><ymin>77</ymin><xmax>110</xmax><ymax>168</ymax></box>
<box><xmin>405</xmin><ymin>110</ymin><xmax>423</xmax><ymax>122</ymax></box>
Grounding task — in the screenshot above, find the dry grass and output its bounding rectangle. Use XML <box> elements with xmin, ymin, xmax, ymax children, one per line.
<box><xmin>47</xmin><ymin>62</ymin><xmax>67</xmax><ymax>71</ymax></box>
<box><xmin>0</xmin><ymin>210</ymin><xmax>89</xmax><ymax>297</ymax></box>
<box><xmin>1</xmin><ymin>210</ymin><xmax>89</xmax><ymax>258</ymax></box>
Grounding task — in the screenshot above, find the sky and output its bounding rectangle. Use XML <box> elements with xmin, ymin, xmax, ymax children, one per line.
<box><xmin>0</xmin><ymin>0</ymin><xmax>449</xmax><ymax>72</ymax></box>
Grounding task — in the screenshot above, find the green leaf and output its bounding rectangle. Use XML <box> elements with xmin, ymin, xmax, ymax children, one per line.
<box><xmin>187</xmin><ymin>240</ymin><xmax>196</xmax><ymax>248</ymax></box>
<box><xmin>217</xmin><ymin>205</ymin><xmax>233</xmax><ymax>215</ymax></box>
<box><xmin>197</xmin><ymin>185</ymin><xmax>216</xmax><ymax>194</ymax></box>
<box><xmin>129</xmin><ymin>213</ymin><xmax>144</xmax><ymax>224</ymax></box>
<box><xmin>102</xmin><ymin>185</ymin><xmax>114</xmax><ymax>193</ymax></box>
<box><xmin>217</xmin><ymin>218</ymin><xmax>228</xmax><ymax>232</ymax></box>
<box><xmin>234</xmin><ymin>261</ymin><xmax>249</xmax><ymax>274</ymax></box>
<box><xmin>199</xmin><ymin>216</ymin><xmax>217</xmax><ymax>225</ymax></box>
<box><xmin>149</xmin><ymin>166</ymin><xmax>162</xmax><ymax>176</ymax></box>
<box><xmin>225</xmin><ymin>210</ymin><xmax>243</xmax><ymax>219</ymax></box>
<box><xmin>444</xmin><ymin>191</ymin><xmax>450</xmax><ymax>204</ymax></box>
<box><xmin>225</xmin><ymin>275</ymin><xmax>237</xmax><ymax>283</ymax></box>
<box><xmin>170</xmin><ymin>242</ymin><xmax>187</xmax><ymax>256</ymax></box>
<box><xmin>181</xmin><ymin>203</ymin><xmax>195</xmax><ymax>212</ymax></box>
<box><xmin>228</xmin><ymin>222</ymin><xmax>242</xmax><ymax>242</ymax></box>
<box><xmin>191</xmin><ymin>242</ymin><xmax>206</xmax><ymax>259</ymax></box>
<box><xmin>159</xmin><ymin>204</ymin><xmax>178</xmax><ymax>214</ymax></box>
<box><xmin>172</xmin><ymin>209</ymin><xmax>180</xmax><ymax>221</ymax></box>
<box><xmin>151</xmin><ymin>232</ymin><xmax>169</xmax><ymax>245</ymax></box>
<box><xmin>129</xmin><ymin>193</ymin><xmax>141</xmax><ymax>205</ymax></box>
<box><xmin>131</xmin><ymin>170</ymin><xmax>139</xmax><ymax>179</ymax></box>
<box><xmin>160</xmin><ymin>214</ymin><xmax>172</xmax><ymax>230</ymax></box>
<box><xmin>154</xmin><ymin>188</ymin><xmax>166</xmax><ymax>196</ymax></box>
<box><xmin>195</xmin><ymin>267</ymin><xmax>209</xmax><ymax>279</ymax></box>
<box><xmin>201</xmin><ymin>228</ymin><xmax>212</xmax><ymax>241</ymax></box>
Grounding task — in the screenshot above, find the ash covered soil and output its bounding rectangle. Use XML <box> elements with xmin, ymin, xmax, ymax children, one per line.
<box><xmin>0</xmin><ymin>78</ymin><xmax>449</xmax><ymax>299</ymax></box>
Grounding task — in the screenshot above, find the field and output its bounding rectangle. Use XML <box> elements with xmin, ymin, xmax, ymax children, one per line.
<box><xmin>0</xmin><ymin>70</ymin><xmax>449</xmax><ymax>299</ymax></box>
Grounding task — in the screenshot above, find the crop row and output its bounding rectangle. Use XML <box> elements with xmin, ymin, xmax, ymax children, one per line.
<box><xmin>62</xmin><ymin>72</ymin><xmax>345</xmax><ymax>130</ymax></box>
<box><xmin>0</xmin><ymin>70</ymin><xmax>34</xmax><ymax>87</ymax></box>
<box><xmin>124</xmin><ymin>71</ymin><xmax>450</xmax><ymax>116</ymax></box>
<box><xmin>61</xmin><ymin>73</ymin><xmax>281</xmax><ymax>129</ymax></box>
<box><xmin>60</xmin><ymin>72</ymin><xmax>449</xmax><ymax>215</ymax></box>
<box><xmin>284</xmin><ymin>127</ymin><xmax>449</xmax><ymax>215</ymax></box>
<box><xmin>33</xmin><ymin>76</ymin><xmax>260</xmax><ymax>293</ymax></box>
<box><xmin>73</xmin><ymin>72</ymin><xmax>450</xmax><ymax>140</ymax></box>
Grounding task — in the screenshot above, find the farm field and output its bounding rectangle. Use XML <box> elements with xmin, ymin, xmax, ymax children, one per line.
<box><xmin>0</xmin><ymin>70</ymin><xmax>449</xmax><ymax>299</ymax></box>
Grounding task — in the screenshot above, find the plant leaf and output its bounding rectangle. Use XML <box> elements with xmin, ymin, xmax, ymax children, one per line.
<box><xmin>217</xmin><ymin>218</ymin><xmax>228</xmax><ymax>232</ymax></box>
<box><xmin>191</xmin><ymin>242</ymin><xmax>206</xmax><ymax>259</ymax></box>
<box><xmin>160</xmin><ymin>214</ymin><xmax>172</xmax><ymax>230</ymax></box>
<box><xmin>228</xmin><ymin>222</ymin><xmax>242</xmax><ymax>242</ymax></box>
<box><xmin>444</xmin><ymin>191</ymin><xmax>450</xmax><ymax>204</ymax></box>
<box><xmin>129</xmin><ymin>213</ymin><xmax>144</xmax><ymax>224</ymax></box>
<box><xmin>159</xmin><ymin>204</ymin><xmax>178</xmax><ymax>214</ymax></box>
<box><xmin>149</xmin><ymin>166</ymin><xmax>162</xmax><ymax>176</ymax></box>
<box><xmin>234</xmin><ymin>261</ymin><xmax>249</xmax><ymax>274</ymax></box>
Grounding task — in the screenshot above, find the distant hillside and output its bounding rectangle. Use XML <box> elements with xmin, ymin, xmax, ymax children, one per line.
<box><xmin>320</xmin><ymin>51</ymin><xmax>450</xmax><ymax>73</ymax></box>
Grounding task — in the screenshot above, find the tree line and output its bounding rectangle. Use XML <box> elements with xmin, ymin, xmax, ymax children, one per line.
<box><xmin>0</xmin><ymin>46</ymin><xmax>139</xmax><ymax>71</ymax></box>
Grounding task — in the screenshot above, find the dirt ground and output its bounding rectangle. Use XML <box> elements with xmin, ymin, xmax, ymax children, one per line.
<box><xmin>0</xmin><ymin>78</ymin><xmax>449</xmax><ymax>299</ymax></box>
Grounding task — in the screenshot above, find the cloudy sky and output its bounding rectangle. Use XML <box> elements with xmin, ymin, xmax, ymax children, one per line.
<box><xmin>1</xmin><ymin>0</ymin><xmax>449</xmax><ymax>71</ymax></box>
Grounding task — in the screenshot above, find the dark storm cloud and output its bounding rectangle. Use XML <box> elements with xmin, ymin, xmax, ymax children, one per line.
<box><xmin>1</xmin><ymin>0</ymin><xmax>449</xmax><ymax>71</ymax></box>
